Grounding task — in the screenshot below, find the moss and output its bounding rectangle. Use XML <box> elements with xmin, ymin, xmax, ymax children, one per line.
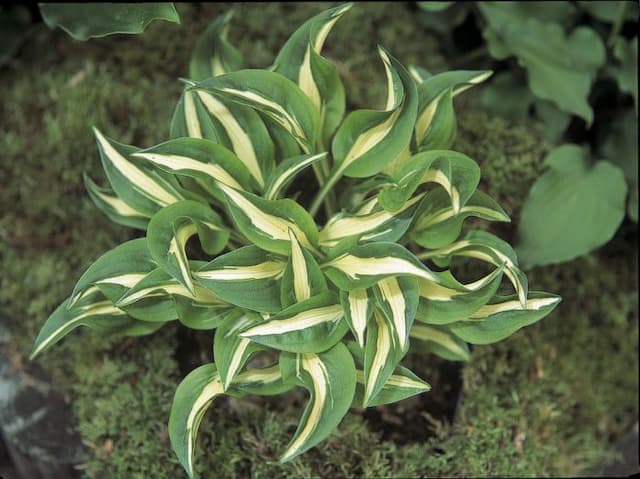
<box><xmin>1</xmin><ymin>2</ymin><xmax>637</xmax><ymax>478</ymax></box>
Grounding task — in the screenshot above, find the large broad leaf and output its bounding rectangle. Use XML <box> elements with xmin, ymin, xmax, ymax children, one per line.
<box><xmin>480</xmin><ymin>2</ymin><xmax>606</xmax><ymax>124</ymax></box>
<box><xmin>189</xmin><ymin>11</ymin><xmax>243</xmax><ymax>80</ymax></box>
<box><xmin>39</xmin><ymin>3</ymin><xmax>180</xmax><ymax>41</ymax></box>
<box><xmin>278</xmin><ymin>343</ymin><xmax>356</xmax><ymax>462</ymax></box>
<box><xmin>516</xmin><ymin>144</ymin><xmax>627</xmax><ymax>267</ymax></box>
<box><xmin>331</xmin><ymin>47</ymin><xmax>418</xmax><ymax>178</ymax></box>
<box><xmin>147</xmin><ymin>200</ymin><xmax>230</xmax><ymax>294</ymax></box>
<box><xmin>218</xmin><ymin>183</ymin><xmax>319</xmax><ymax>256</ymax></box>
<box><xmin>194</xmin><ymin>245</ymin><xmax>285</xmax><ymax>313</ymax></box>
<box><xmin>449</xmin><ymin>292</ymin><xmax>561</xmax><ymax>344</ymax></box>
<box><xmin>240</xmin><ymin>292</ymin><xmax>348</xmax><ymax>353</ymax></box>
<box><xmin>611</xmin><ymin>37</ymin><xmax>638</xmax><ymax>112</ymax></box>
<box><xmin>190</xmin><ymin>70</ymin><xmax>319</xmax><ymax>153</ymax></box>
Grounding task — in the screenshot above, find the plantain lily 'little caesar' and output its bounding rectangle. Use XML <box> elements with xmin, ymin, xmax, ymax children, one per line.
<box><xmin>32</xmin><ymin>4</ymin><xmax>559</xmax><ymax>477</ymax></box>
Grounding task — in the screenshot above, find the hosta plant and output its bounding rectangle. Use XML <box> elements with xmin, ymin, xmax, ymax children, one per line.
<box><xmin>32</xmin><ymin>4</ymin><xmax>559</xmax><ymax>477</ymax></box>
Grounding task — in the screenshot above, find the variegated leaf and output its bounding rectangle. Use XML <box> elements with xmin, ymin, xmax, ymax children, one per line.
<box><xmin>449</xmin><ymin>291</ymin><xmax>561</xmax><ymax>344</ymax></box>
<box><xmin>189</xmin><ymin>11</ymin><xmax>243</xmax><ymax>80</ymax></box>
<box><xmin>323</xmin><ymin>242</ymin><xmax>437</xmax><ymax>290</ymax></box>
<box><xmin>218</xmin><ymin>183</ymin><xmax>319</xmax><ymax>256</ymax></box>
<box><xmin>93</xmin><ymin>128</ymin><xmax>184</xmax><ymax>215</ymax></box>
<box><xmin>361</xmin><ymin>309</ymin><xmax>406</xmax><ymax>406</ymax></box>
<box><xmin>379</xmin><ymin>149</ymin><xmax>481</xmax><ymax>214</ymax></box>
<box><xmin>354</xmin><ymin>365</ymin><xmax>430</xmax><ymax>407</ymax></box>
<box><xmin>410</xmin><ymin>323</ymin><xmax>470</xmax><ymax>361</ymax></box>
<box><xmin>194</xmin><ymin>245</ymin><xmax>285</xmax><ymax>313</ymax></box>
<box><xmin>83</xmin><ymin>174</ymin><xmax>149</xmax><ymax>230</ymax></box>
<box><xmin>240</xmin><ymin>292</ymin><xmax>347</xmax><ymax>353</ymax></box>
<box><xmin>147</xmin><ymin>200</ymin><xmax>230</xmax><ymax>294</ymax></box>
<box><xmin>263</xmin><ymin>152</ymin><xmax>327</xmax><ymax>201</ymax></box>
<box><xmin>319</xmin><ymin>194</ymin><xmax>424</xmax><ymax>247</ymax></box>
<box><xmin>331</xmin><ymin>47</ymin><xmax>418</xmax><ymax>178</ymax></box>
<box><xmin>281</xmin><ymin>229</ymin><xmax>328</xmax><ymax>307</ymax></box>
<box><xmin>373</xmin><ymin>276</ymin><xmax>419</xmax><ymax>350</ymax></box>
<box><xmin>174</xmin><ymin>296</ymin><xmax>233</xmax><ymax>330</ymax></box>
<box><xmin>278</xmin><ymin>342</ymin><xmax>356</xmax><ymax>462</ymax></box>
<box><xmin>415</xmin><ymin>266</ymin><xmax>504</xmax><ymax>325</ymax></box>
<box><xmin>411</xmin><ymin>188</ymin><xmax>509</xmax><ymax>249</ymax></box>
<box><xmin>190</xmin><ymin>70</ymin><xmax>319</xmax><ymax>153</ymax></box>
<box><xmin>420</xmin><ymin>230</ymin><xmax>528</xmax><ymax>307</ymax></box>
<box><xmin>339</xmin><ymin>288</ymin><xmax>372</xmax><ymax>348</ymax></box>
<box><xmin>133</xmin><ymin>138</ymin><xmax>254</xmax><ymax>197</ymax></box>
<box><xmin>214</xmin><ymin>311</ymin><xmax>265</xmax><ymax>390</ymax></box>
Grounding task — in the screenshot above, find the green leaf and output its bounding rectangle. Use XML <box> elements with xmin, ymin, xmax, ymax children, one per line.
<box><xmin>480</xmin><ymin>70</ymin><xmax>535</xmax><ymax>121</ymax></box>
<box><xmin>39</xmin><ymin>3</ymin><xmax>180</xmax><ymax>41</ymax></box>
<box><xmin>263</xmin><ymin>153</ymin><xmax>327</xmax><ymax>201</ymax></box>
<box><xmin>339</xmin><ymin>288</ymin><xmax>373</xmax><ymax>348</ymax></box>
<box><xmin>417</xmin><ymin>2</ymin><xmax>453</xmax><ymax>12</ymax></box>
<box><xmin>169</xmin><ymin>364</ymin><xmax>225</xmax><ymax>479</ymax></box>
<box><xmin>134</xmin><ymin>137</ymin><xmax>254</xmax><ymax>197</ymax></box>
<box><xmin>578</xmin><ymin>1</ymin><xmax>639</xmax><ymax>23</ymax></box>
<box><xmin>354</xmin><ymin>365</ymin><xmax>430</xmax><ymax>407</ymax></box>
<box><xmin>190</xmin><ymin>69</ymin><xmax>319</xmax><ymax>153</ymax></box>
<box><xmin>170</xmin><ymin>88</ymin><xmax>221</xmax><ymax>141</ymax></box>
<box><xmin>323</xmin><ymin>242</ymin><xmax>437</xmax><ymax>290</ymax></box>
<box><xmin>533</xmin><ymin>99</ymin><xmax>572</xmax><ymax>144</ymax></box>
<box><xmin>373</xmin><ymin>276</ymin><xmax>419</xmax><ymax>351</ymax></box>
<box><xmin>319</xmin><ymin>194</ymin><xmax>424</xmax><ymax>248</ymax></box>
<box><xmin>281</xmin><ymin>229</ymin><xmax>328</xmax><ymax>307</ymax></box>
<box><xmin>147</xmin><ymin>200</ymin><xmax>230</xmax><ymax>294</ymax></box>
<box><xmin>93</xmin><ymin>128</ymin><xmax>184</xmax><ymax>216</ymax></box>
<box><xmin>449</xmin><ymin>292</ymin><xmax>561</xmax><ymax>344</ymax></box>
<box><xmin>218</xmin><ymin>183</ymin><xmax>319</xmax><ymax>256</ymax></box>
<box><xmin>379</xmin><ymin>149</ymin><xmax>481</xmax><ymax>214</ymax></box>
<box><xmin>411</xmin><ymin>189</ymin><xmax>509</xmax><ymax>249</ymax></box>
<box><xmin>278</xmin><ymin>342</ymin><xmax>356</xmax><ymax>461</ymax></box>
<box><xmin>422</xmin><ymin>230</ymin><xmax>528</xmax><ymax>307</ymax></box>
<box><xmin>83</xmin><ymin>174</ymin><xmax>149</xmax><ymax>230</ymax></box>
<box><xmin>611</xmin><ymin>37</ymin><xmax>638</xmax><ymax>112</ymax></box>
<box><xmin>214</xmin><ymin>311</ymin><xmax>265</xmax><ymax>390</ymax></box>
<box><xmin>240</xmin><ymin>292</ymin><xmax>348</xmax><ymax>353</ymax></box>
<box><xmin>516</xmin><ymin>144</ymin><xmax>627</xmax><ymax>267</ymax></box>
<box><xmin>480</xmin><ymin>2</ymin><xmax>606</xmax><ymax>123</ymax></box>
<box><xmin>189</xmin><ymin>11</ymin><xmax>243</xmax><ymax>80</ymax></box>
<box><xmin>332</xmin><ymin>47</ymin><xmax>418</xmax><ymax>178</ymax></box>
<box><xmin>194</xmin><ymin>245</ymin><xmax>285</xmax><ymax>313</ymax></box>
<box><xmin>415</xmin><ymin>266</ymin><xmax>504</xmax><ymax>325</ymax></box>
<box><xmin>273</xmin><ymin>3</ymin><xmax>352</xmax><ymax>147</ymax></box>
<box><xmin>410</xmin><ymin>323</ymin><xmax>470</xmax><ymax>361</ymax></box>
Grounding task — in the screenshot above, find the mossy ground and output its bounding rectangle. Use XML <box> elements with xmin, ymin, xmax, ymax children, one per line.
<box><xmin>1</xmin><ymin>2</ymin><xmax>637</xmax><ymax>478</ymax></box>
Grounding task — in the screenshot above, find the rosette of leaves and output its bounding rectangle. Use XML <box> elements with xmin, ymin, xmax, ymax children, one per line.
<box><xmin>31</xmin><ymin>4</ymin><xmax>559</xmax><ymax>477</ymax></box>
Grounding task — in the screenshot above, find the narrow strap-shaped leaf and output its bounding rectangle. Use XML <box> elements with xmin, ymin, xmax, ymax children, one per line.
<box><xmin>190</xmin><ymin>70</ymin><xmax>319</xmax><ymax>153</ymax></box>
<box><xmin>373</xmin><ymin>276</ymin><xmax>419</xmax><ymax>350</ymax></box>
<box><xmin>411</xmin><ymin>189</ymin><xmax>510</xmax><ymax>249</ymax></box>
<box><xmin>354</xmin><ymin>365</ymin><xmax>430</xmax><ymax>407</ymax></box>
<box><xmin>410</xmin><ymin>323</ymin><xmax>470</xmax><ymax>361</ymax></box>
<box><xmin>421</xmin><ymin>230</ymin><xmax>528</xmax><ymax>307</ymax></box>
<box><xmin>174</xmin><ymin>296</ymin><xmax>233</xmax><ymax>330</ymax></box>
<box><xmin>189</xmin><ymin>11</ymin><xmax>243</xmax><ymax>80</ymax></box>
<box><xmin>218</xmin><ymin>183</ymin><xmax>319</xmax><ymax>256</ymax></box>
<box><xmin>169</xmin><ymin>364</ymin><xmax>225</xmax><ymax>479</ymax></box>
<box><xmin>68</xmin><ymin>238</ymin><xmax>157</xmax><ymax>309</ymax></box>
<box><xmin>133</xmin><ymin>137</ymin><xmax>254</xmax><ymax>195</ymax></box>
<box><xmin>263</xmin><ymin>152</ymin><xmax>327</xmax><ymax>200</ymax></box>
<box><xmin>361</xmin><ymin>309</ymin><xmax>406</xmax><ymax>406</ymax></box>
<box><xmin>194</xmin><ymin>245</ymin><xmax>285</xmax><ymax>313</ymax></box>
<box><xmin>273</xmin><ymin>3</ymin><xmax>352</xmax><ymax>146</ymax></box>
<box><xmin>240</xmin><ymin>292</ymin><xmax>348</xmax><ymax>353</ymax></box>
<box><xmin>379</xmin><ymin>149</ymin><xmax>480</xmax><ymax>214</ymax></box>
<box><xmin>278</xmin><ymin>343</ymin><xmax>356</xmax><ymax>462</ymax></box>
<box><xmin>339</xmin><ymin>288</ymin><xmax>372</xmax><ymax>348</ymax></box>
<box><xmin>214</xmin><ymin>311</ymin><xmax>265</xmax><ymax>390</ymax></box>
<box><xmin>323</xmin><ymin>242</ymin><xmax>437</xmax><ymax>290</ymax></box>
<box><xmin>31</xmin><ymin>295</ymin><xmax>131</xmax><ymax>358</ymax></box>
<box><xmin>93</xmin><ymin>128</ymin><xmax>184</xmax><ymax>215</ymax></box>
<box><xmin>147</xmin><ymin>200</ymin><xmax>230</xmax><ymax>294</ymax></box>
<box><xmin>170</xmin><ymin>88</ymin><xmax>221</xmax><ymax>141</ymax></box>
<box><xmin>319</xmin><ymin>194</ymin><xmax>423</xmax><ymax>247</ymax></box>
<box><xmin>83</xmin><ymin>174</ymin><xmax>149</xmax><ymax>230</ymax></box>
<box><xmin>230</xmin><ymin>364</ymin><xmax>293</xmax><ymax>396</ymax></box>
<box><xmin>415</xmin><ymin>266</ymin><xmax>504</xmax><ymax>325</ymax></box>
<box><xmin>281</xmin><ymin>229</ymin><xmax>328</xmax><ymax>307</ymax></box>
<box><xmin>408</xmin><ymin>64</ymin><xmax>432</xmax><ymax>84</ymax></box>
<box><xmin>415</xmin><ymin>70</ymin><xmax>492</xmax><ymax>148</ymax></box>
<box><xmin>331</xmin><ymin>47</ymin><xmax>418</xmax><ymax>178</ymax></box>
<box><xmin>449</xmin><ymin>291</ymin><xmax>561</xmax><ymax>344</ymax></box>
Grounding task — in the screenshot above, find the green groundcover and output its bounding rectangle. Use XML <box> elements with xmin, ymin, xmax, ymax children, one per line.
<box><xmin>1</xmin><ymin>3</ymin><xmax>637</xmax><ymax>478</ymax></box>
